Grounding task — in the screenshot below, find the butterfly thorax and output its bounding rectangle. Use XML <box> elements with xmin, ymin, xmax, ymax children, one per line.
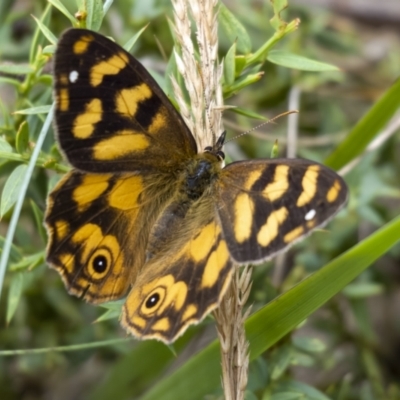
<box><xmin>183</xmin><ymin>152</ymin><xmax>222</xmax><ymax>201</ymax></box>
<box><xmin>144</xmin><ymin>151</ymin><xmax>222</xmax><ymax>262</ymax></box>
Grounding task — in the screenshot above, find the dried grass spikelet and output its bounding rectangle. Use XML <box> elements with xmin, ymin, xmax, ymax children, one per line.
<box><xmin>171</xmin><ymin>1</ymin><xmax>252</xmax><ymax>399</ymax></box>
<box><xmin>171</xmin><ymin>0</ymin><xmax>223</xmax><ymax>150</ymax></box>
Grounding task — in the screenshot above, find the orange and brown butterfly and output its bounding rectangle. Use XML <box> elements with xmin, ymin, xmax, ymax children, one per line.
<box><xmin>45</xmin><ymin>28</ymin><xmax>348</xmax><ymax>344</ymax></box>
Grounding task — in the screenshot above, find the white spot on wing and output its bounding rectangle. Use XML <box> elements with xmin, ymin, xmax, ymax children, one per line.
<box><xmin>305</xmin><ymin>209</ymin><xmax>316</xmax><ymax>221</ymax></box>
<box><xmin>69</xmin><ymin>70</ymin><xmax>79</xmax><ymax>83</ymax></box>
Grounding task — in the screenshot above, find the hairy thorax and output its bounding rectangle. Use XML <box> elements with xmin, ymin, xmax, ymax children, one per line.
<box><xmin>145</xmin><ymin>152</ymin><xmax>223</xmax><ymax>262</ymax></box>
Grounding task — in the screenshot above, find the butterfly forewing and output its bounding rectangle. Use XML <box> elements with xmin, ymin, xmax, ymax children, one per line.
<box><xmin>217</xmin><ymin>159</ymin><xmax>348</xmax><ymax>263</ymax></box>
<box><xmin>45</xmin><ymin>170</ymin><xmax>174</xmax><ymax>303</ymax></box>
<box><xmin>53</xmin><ymin>29</ymin><xmax>197</xmax><ymax>173</ymax></box>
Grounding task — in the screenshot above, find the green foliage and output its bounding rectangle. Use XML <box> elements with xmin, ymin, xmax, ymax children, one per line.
<box><xmin>1</xmin><ymin>1</ymin><xmax>400</xmax><ymax>400</ymax></box>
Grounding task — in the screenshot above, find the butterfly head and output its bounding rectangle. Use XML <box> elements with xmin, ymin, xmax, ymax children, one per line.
<box><xmin>203</xmin><ymin>131</ymin><xmax>226</xmax><ymax>161</ymax></box>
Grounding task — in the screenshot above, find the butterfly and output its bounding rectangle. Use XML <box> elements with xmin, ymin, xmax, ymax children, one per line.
<box><xmin>45</xmin><ymin>28</ymin><xmax>348</xmax><ymax>344</ymax></box>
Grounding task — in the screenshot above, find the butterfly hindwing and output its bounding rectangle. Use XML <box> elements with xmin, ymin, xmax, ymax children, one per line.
<box><xmin>122</xmin><ymin>210</ymin><xmax>233</xmax><ymax>342</ymax></box>
<box><xmin>54</xmin><ymin>29</ymin><xmax>197</xmax><ymax>173</ymax></box>
<box><xmin>217</xmin><ymin>159</ymin><xmax>348</xmax><ymax>263</ymax></box>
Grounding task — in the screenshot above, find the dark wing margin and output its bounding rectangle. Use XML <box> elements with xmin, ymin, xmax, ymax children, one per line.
<box><xmin>217</xmin><ymin>158</ymin><xmax>348</xmax><ymax>264</ymax></box>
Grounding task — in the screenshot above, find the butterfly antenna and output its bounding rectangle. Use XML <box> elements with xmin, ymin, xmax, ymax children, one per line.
<box><xmin>224</xmin><ymin>110</ymin><xmax>299</xmax><ymax>144</ymax></box>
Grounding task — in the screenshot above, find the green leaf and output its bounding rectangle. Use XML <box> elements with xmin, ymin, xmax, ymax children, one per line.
<box><xmin>0</xmin><ymin>237</ymin><xmax>22</xmax><ymax>264</ymax></box>
<box><xmin>16</xmin><ymin>121</ymin><xmax>29</xmax><ymax>154</ymax></box>
<box><xmin>224</xmin><ymin>71</ymin><xmax>264</xmax><ymax>98</ymax></box>
<box><xmin>95</xmin><ymin>299</ymin><xmax>123</xmax><ymax>322</ymax></box>
<box><xmin>14</xmin><ymin>105</ymin><xmax>52</xmax><ymax>115</ymax></box>
<box><xmin>342</xmin><ymin>282</ymin><xmax>384</xmax><ymax>298</ymax></box>
<box><xmin>80</xmin><ymin>0</ymin><xmax>104</xmax><ymax>31</ymax></box>
<box><xmin>229</xmin><ymin>106</ymin><xmax>268</xmax><ymax>120</ymax></box>
<box><xmin>1</xmin><ymin>165</ymin><xmax>28</xmax><ymax>218</ymax></box>
<box><xmin>270</xmin><ymin>346</ymin><xmax>292</xmax><ymax>380</ymax></box>
<box><xmin>103</xmin><ymin>0</ymin><xmax>114</xmax><ymax>15</ymax></box>
<box><xmin>0</xmin><ymin>64</ymin><xmax>34</xmax><ymax>75</ymax></box>
<box><xmin>267</xmin><ymin>50</ymin><xmax>339</xmax><ymax>71</ymax></box>
<box><xmin>140</xmin><ymin>215</ymin><xmax>400</xmax><ymax>400</ymax></box>
<box><xmin>0</xmin><ymin>137</ymin><xmax>12</xmax><ymax>153</ymax></box>
<box><xmin>6</xmin><ymin>272</ymin><xmax>23</xmax><ymax>325</ymax></box>
<box><xmin>123</xmin><ymin>24</ymin><xmax>149</xmax><ymax>52</ymax></box>
<box><xmin>0</xmin><ymin>77</ymin><xmax>21</xmax><ymax>87</ymax></box>
<box><xmin>219</xmin><ymin>3</ymin><xmax>252</xmax><ymax>54</ymax></box>
<box><xmin>325</xmin><ymin>78</ymin><xmax>400</xmax><ymax>170</ymax></box>
<box><xmin>48</xmin><ymin>0</ymin><xmax>76</xmax><ymax>25</ymax></box>
<box><xmin>10</xmin><ymin>252</ymin><xmax>44</xmax><ymax>272</ymax></box>
<box><xmin>0</xmin><ymin>105</ymin><xmax>54</xmax><ymax>303</ymax></box>
<box><xmin>223</xmin><ymin>42</ymin><xmax>236</xmax><ymax>86</ymax></box>
<box><xmin>271</xmin><ymin>140</ymin><xmax>279</xmax><ymax>158</ymax></box>
<box><xmin>235</xmin><ymin>55</ymin><xmax>246</xmax><ymax>76</ymax></box>
<box><xmin>29</xmin><ymin>3</ymin><xmax>52</xmax><ymax>64</ymax></box>
<box><xmin>292</xmin><ymin>337</ymin><xmax>326</xmax><ymax>353</ymax></box>
<box><xmin>31</xmin><ymin>14</ymin><xmax>57</xmax><ymax>45</ymax></box>
<box><xmin>30</xmin><ymin>200</ymin><xmax>47</xmax><ymax>243</ymax></box>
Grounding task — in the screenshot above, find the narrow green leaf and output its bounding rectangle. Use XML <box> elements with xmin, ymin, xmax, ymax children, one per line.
<box><xmin>6</xmin><ymin>272</ymin><xmax>23</xmax><ymax>324</ymax></box>
<box><xmin>325</xmin><ymin>78</ymin><xmax>400</xmax><ymax>170</ymax></box>
<box><xmin>219</xmin><ymin>3</ymin><xmax>251</xmax><ymax>54</ymax></box>
<box><xmin>271</xmin><ymin>140</ymin><xmax>279</xmax><ymax>158</ymax></box>
<box><xmin>94</xmin><ymin>308</ymin><xmax>120</xmax><ymax>323</ymax></box>
<box><xmin>0</xmin><ymin>338</ymin><xmax>133</xmax><ymax>356</ymax></box>
<box><xmin>235</xmin><ymin>55</ymin><xmax>246</xmax><ymax>76</ymax></box>
<box><xmin>14</xmin><ymin>105</ymin><xmax>52</xmax><ymax>115</ymax></box>
<box><xmin>271</xmin><ymin>346</ymin><xmax>292</xmax><ymax>380</ymax></box>
<box><xmin>0</xmin><ymin>77</ymin><xmax>21</xmax><ymax>86</ymax></box>
<box><xmin>0</xmin><ymin>64</ymin><xmax>33</xmax><ymax>75</ymax></box>
<box><xmin>29</xmin><ymin>3</ymin><xmax>52</xmax><ymax>64</ymax></box>
<box><xmin>141</xmin><ymin>215</ymin><xmax>400</xmax><ymax>400</ymax></box>
<box><xmin>229</xmin><ymin>106</ymin><xmax>268</xmax><ymax>120</ymax></box>
<box><xmin>267</xmin><ymin>50</ymin><xmax>339</xmax><ymax>71</ymax></box>
<box><xmin>0</xmin><ymin>104</ymin><xmax>54</xmax><ymax>301</ymax></box>
<box><xmin>48</xmin><ymin>0</ymin><xmax>76</xmax><ymax>25</ymax></box>
<box><xmin>246</xmin><ymin>19</ymin><xmax>299</xmax><ymax>65</ymax></box>
<box><xmin>342</xmin><ymin>282</ymin><xmax>384</xmax><ymax>298</ymax></box>
<box><xmin>42</xmin><ymin>44</ymin><xmax>56</xmax><ymax>55</ymax></box>
<box><xmin>224</xmin><ymin>72</ymin><xmax>264</xmax><ymax>98</ymax></box>
<box><xmin>0</xmin><ymin>137</ymin><xmax>13</xmax><ymax>153</ymax></box>
<box><xmin>0</xmin><ymin>237</ymin><xmax>22</xmax><ymax>264</ymax></box>
<box><xmin>103</xmin><ymin>0</ymin><xmax>114</xmax><ymax>14</ymax></box>
<box><xmin>83</xmin><ymin>0</ymin><xmax>104</xmax><ymax>31</ymax></box>
<box><xmin>123</xmin><ymin>24</ymin><xmax>149</xmax><ymax>52</ymax></box>
<box><xmin>223</xmin><ymin>42</ymin><xmax>236</xmax><ymax>86</ymax></box>
<box><xmin>30</xmin><ymin>200</ymin><xmax>47</xmax><ymax>243</ymax></box>
<box><xmin>31</xmin><ymin>14</ymin><xmax>57</xmax><ymax>45</ymax></box>
<box><xmin>292</xmin><ymin>337</ymin><xmax>326</xmax><ymax>353</ymax></box>
<box><xmin>1</xmin><ymin>165</ymin><xmax>28</xmax><ymax>218</ymax></box>
<box><xmin>16</xmin><ymin>121</ymin><xmax>29</xmax><ymax>154</ymax></box>
<box><xmin>10</xmin><ymin>252</ymin><xmax>44</xmax><ymax>272</ymax></box>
